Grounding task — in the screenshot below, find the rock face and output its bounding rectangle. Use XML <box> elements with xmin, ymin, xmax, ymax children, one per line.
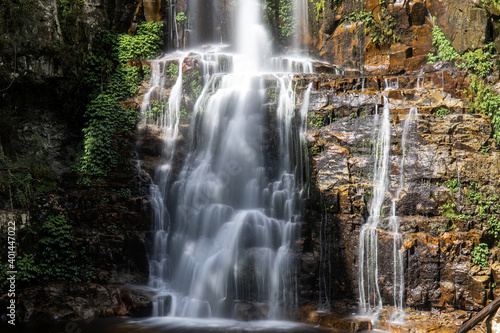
<box><xmin>0</xmin><ymin>0</ymin><xmax>157</xmax><ymax>323</ymax></box>
<box><xmin>11</xmin><ymin>283</ymin><xmax>153</xmax><ymax>321</ymax></box>
<box><xmin>296</xmin><ymin>67</ymin><xmax>500</xmax><ymax>329</ymax></box>
<box><xmin>426</xmin><ymin>0</ymin><xmax>490</xmax><ymax>54</ymax></box>
<box><xmin>308</xmin><ymin>0</ymin><xmax>500</xmax><ymax>72</ymax></box>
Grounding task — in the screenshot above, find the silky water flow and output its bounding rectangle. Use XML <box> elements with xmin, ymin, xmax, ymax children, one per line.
<box><xmin>140</xmin><ymin>0</ymin><xmax>315</xmax><ymax>322</ymax></box>
<box><xmin>358</xmin><ymin>96</ymin><xmax>418</xmax><ymax>322</ymax></box>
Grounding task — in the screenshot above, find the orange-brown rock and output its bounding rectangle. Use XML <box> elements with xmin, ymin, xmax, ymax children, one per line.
<box><xmin>389</xmin><ymin>44</ymin><xmax>413</xmax><ymax>74</ymax></box>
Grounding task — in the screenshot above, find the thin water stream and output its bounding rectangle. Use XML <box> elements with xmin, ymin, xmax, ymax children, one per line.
<box><xmin>358</xmin><ymin>97</ymin><xmax>418</xmax><ymax>322</ymax></box>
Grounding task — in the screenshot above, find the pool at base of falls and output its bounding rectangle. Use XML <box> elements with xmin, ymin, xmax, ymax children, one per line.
<box><xmin>2</xmin><ymin>318</ymin><xmax>332</xmax><ymax>333</ymax></box>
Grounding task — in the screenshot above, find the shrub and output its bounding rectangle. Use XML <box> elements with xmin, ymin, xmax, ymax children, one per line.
<box><xmin>471</xmin><ymin>243</ymin><xmax>489</xmax><ymax>267</ymax></box>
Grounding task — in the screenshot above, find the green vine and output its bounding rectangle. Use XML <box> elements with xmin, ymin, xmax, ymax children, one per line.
<box><xmin>467</xmin><ymin>75</ymin><xmax>500</xmax><ymax>144</ymax></box>
<box><xmin>0</xmin><ymin>214</ymin><xmax>95</xmax><ymax>288</ymax></box>
<box><xmin>428</xmin><ymin>25</ymin><xmax>496</xmax><ymax>77</ymax></box>
<box><xmin>263</xmin><ymin>0</ymin><xmax>297</xmax><ymax>47</ymax></box>
<box><xmin>0</xmin><ymin>138</ymin><xmax>57</xmax><ymax>209</ymax></box>
<box><xmin>313</xmin><ymin>0</ymin><xmax>325</xmax><ymax>22</ymax></box>
<box><xmin>78</xmin><ymin>21</ymin><xmax>163</xmax><ymax>178</ymax></box>
<box><xmin>166</xmin><ymin>63</ymin><xmax>179</xmax><ymax>79</ymax></box>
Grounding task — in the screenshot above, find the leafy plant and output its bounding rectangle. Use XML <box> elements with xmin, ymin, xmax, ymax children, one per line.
<box><xmin>427</xmin><ymin>25</ymin><xmax>460</xmax><ymax>63</ymax></box>
<box><xmin>471</xmin><ymin>243</ymin><xmax>490</xmax><ymax>267</ymax></box>
<box><xmin>308</xmin><ymin>112</ymin><xmax>324</xmax><ymax>127</ymax></box>
<box><xmin>480</xmin><ymin>145</ymin><xmax>491</xmax><ymax>154</ymax></box>
<box><xmin>467</xmin><ymin>75</ymin><xmax>500</xmax><ymax>144</ymax></box>
<box><xmin>176</xmin><ymin>11</ymin><xmax>188</xmax><ymax>26</ymax></box>
<box><xmin>263</xmin><ymin>0</ymin><xmax>297</xmax><ymax>46</ymax></box>
<box><xmin>278</xmin><ymin>0</ymin><xmax>296</xmax><ymax>42</ymax></box>
<box><xmin>458</xmin><ymin>43</ymin><xmax>496</xmax><ymax>77</ymax></box>
<box><xmin>441</xmin><ymin>202</ymin><xmax>456</xmax><ymax>218</ymax></box>
<box><xmin>186</xmin><ymin>69</ymin><xmax>203</xmax><ymax>99</ymax></box>
<box><xmin>0</xmin><ymin>139</ymin><xmax>58</xmax><ymax>209</ymax></box>
<box><xmin>435</xmin><ymin>107</ymin><xmax>450</xmax><ymax>118</ymax></box>
<box><xmin>38</xmin><ymin>215</ymin><xmax>81</xmax><ymax>281</ymax></box>
<box><xmin>167</xmin><ymin>63</ymin><xmax>179</xmax><ymax>79</ymax></box>
<box><xmin>78</xmin><ymin>21</ymin><xmax>164</xmax><ymax>178</ymax></box>
<box><xmin>428</xmin><ymin>26</ymin><xmax>495</xmax><ymax>77</ymax></box>
<box><xmin>445</xmin><ymin>178</ymin><xmax>461</xmax><ymax>194</ymax></box>
<box><xmin>119</xmin><ymin>187</ymin><xmax>132</xmax><ymax>198</ymax></box>
<box><xmin>313</xmin><ymin>0</ymin><xmax>325</xmax><ymax>22</ymax></box>
<box><xmin>346</xmin><ymin>0</ymin><xmax>399</xmax><ymax>46</ymax></box>
<box><xmin>488</xmin><ymin>214</ymin><xmax>500</xmax><ymax>239</ymax></box>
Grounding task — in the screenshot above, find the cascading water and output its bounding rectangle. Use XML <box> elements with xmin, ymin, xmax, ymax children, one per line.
<box><xmin>358</xmin><ymin>98</ymin><xmax>390</xmax><ymax>319</ymax></box>
<box><xmin>389</xmin><ymin>106</ymin><xmax>418</xmax><ymax>321</ymax></box>
<box><xmin>141</xmin><ymin>0</ymin><xmax>314</xmax><ymax>322</ymax></box>
<box><xmin>293</xmin><ymin>0</ymin><xmax>310</xmax><ymax>53</ymax></box>
<box><xmin>358</xmin><ymin>97</ymin><xmax>418</xmax><ymax>321</ymax></box>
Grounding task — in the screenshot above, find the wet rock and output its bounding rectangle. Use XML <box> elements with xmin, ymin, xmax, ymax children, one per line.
<box><xmin>410</xmin><ymin>2</ymin><xmax>428</xmax><ymax>26</ymax></box>
<box><xmin>16</xmin><ymin>283</ymin><xmax>153</xmax><ymax>322</ymax></box>
<box><xmin>300</xmin><ymin>307</ymin><xmax>372</xmax><ymax>332</ymax></box>
<box><xmin>300</xmin><ymin>70</ymin><xmax>499</xmax><ymax>317</ymax></box>
<box><xmin>389</xmin><ymin>44</ymin><xmax>413</xmax><ymax>74</ymax></box>
<box><xmin>143</xmin><ymin>0</ymin><xmax>162</xmax><ymax>22</ymax></box>
<box><xmin>427</xmin><ymin>0</ymin><xmax>489</xmax><ymax>53</ymax></box>
<box><xmin>235</xmin><ymin>302</ymin><xmax>269</xmax><ymax>321</ymax></box>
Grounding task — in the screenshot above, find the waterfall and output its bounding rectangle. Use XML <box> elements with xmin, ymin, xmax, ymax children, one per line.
<box><xmin>293</xmin><ymin>0</ymin><xmax>310</xmax><ymax>53</ymax></box>
<box><xmin>141</xmin><ymin>0</ymin><xmax>315</xmax><ymax>321</ymax></box>
<box><xmin>390</xmin><ymin>106</ymin><xmax>418</xmax><ymax>321</ymax></box>
<box><xmin>359</xmin><ymin>98</ymin><xmax>418</xmax><ymax>321</ymax></box>
<box><xmin>358</xmin><ymin>97</ymin><xmax>390</xmax><ymax>319</ymax></box>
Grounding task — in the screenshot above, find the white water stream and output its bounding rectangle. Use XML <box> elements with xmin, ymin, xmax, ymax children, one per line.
<box><xmin>358</xmin><ymin>97</ymin><xmax>418</xmax><ymax>321</ymax></box>
<box><xmin>141</xmin><ymin>0</ymin><xmax>314</xmax><ymax>321</ymax></box>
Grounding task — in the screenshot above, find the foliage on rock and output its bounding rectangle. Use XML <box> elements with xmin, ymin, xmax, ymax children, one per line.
<box><xmin>440</xmin><ymin>178</ymin><xmax>500</xmax><ymax>266</ymax></box>
<box><xmin>0</xmin><ymin>138</ymin><xmax>57</xmax><ymax>209</ymax></box>
<box><xmin>0</xmin><ymin>214</ymin><xmax>95</xmax><ymax>288</ymax></box>
<box><xmin>467</xmin><ymin>75</ymin><xmax>500</xmax><ymax>144</ymax></box>
<box><xmin>428</xmin><ymin>26</ymin><xmax>496</xmax><ymax>77</ymax></box>
<box><xmin>471</xmin><ymin>243</ymin><xmax>490</xmax><ymax>267</ymax></box>
<box><xmin>346</xmin><ymin>0</ymin><xmax>398</xmax><ymax>46</ymax></box>
<box><xmin>78</xmin><ymin>22</ymin><xmax>163</xmax><ymax>179</ymax></box>
<box><xmin>264</xmin><ymin>0</ymin><xmax>297</xmax><ymax>47</ymax></box>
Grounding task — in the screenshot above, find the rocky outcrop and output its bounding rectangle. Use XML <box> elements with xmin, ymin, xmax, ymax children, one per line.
<box><xmin>309</xmin><ymin>0</ymin><xmax>500</xmax><ymax>74</ymax></box>
<box><xmin>296</xmin><ymin>67</ymin><xmax>500</xmax><ymax>330</ymax></box>
<box><xmin>11</xmin><ymin>283</ymin><xmax>153</xmax><ymax>321</ymax></box>
<box><xmin>427</xmin><ymin>0</ymin><xmax>490</xmax><ymax>54</ymax></box>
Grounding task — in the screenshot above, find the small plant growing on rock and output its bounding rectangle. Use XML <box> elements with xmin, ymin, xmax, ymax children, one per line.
<box><xmin>471</xmin><ymin>243</ymin><xmax>490</xmax><ymax>267</ymax></box>
<box><xmin>176</xmin><ymin>11</ymin><xmax>188</xmax><ymax>26</ymax></box>
<box><xmin>468</xmin><ymin>75</ymin><xmax>500</xmax><ymax>144</ymax></box>
<box><xmin>308</xmin><ymin>113</ymin><xmax>324</xmax><ymax>128</ymax></box>
<box><xmin>427</xmin><ymin>25</ymin><xmax>460</xmax><ymax>64</ymax></box>
<box><xmin>428</xmin><ymin>26</ymin><xmax>496</xmax><ymax>77</ymax></box>
<box><xmin>458</xmin><ymin>43</ymin><xmax>496</xmax><ymax>78</ymax></box>
<box><xmin>435</xmin><ymin>107</ymin><xmax>450</xmax><ymax>118</ymax></box>
<box><xmin>78</xmin><ymin>21</ymin><xmax>164</xmax><ymax>179</ymax></box>
<box><xmin>445</xmin><ymin>178</ymin><xmax>461</xmax><ymax>194</ymax></box>
<box><xmin>488</xmin><ymin>214</ymin><xmax>500</xmax><ymax>239</ymax></box>
<box><xmin>346</xmin><ymin>0</ymin><xmax>399</xmax><ymax>46</ymax></box>
<box><xmin>167</xmin><ymin>63</ymin><xmax>179</xmax><ymax>79</ymax></box>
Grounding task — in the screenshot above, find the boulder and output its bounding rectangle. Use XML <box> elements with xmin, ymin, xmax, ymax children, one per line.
<box><xmin>12</xmin><ymin>283</ymin><xmax>153</xmax><ymax>322</ymax></box>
